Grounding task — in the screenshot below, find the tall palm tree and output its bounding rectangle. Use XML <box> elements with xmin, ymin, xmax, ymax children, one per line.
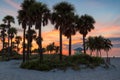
<box><xmin>23</xmin><ymin>0</ymin><xmax>35</xmax><ymax>61</ymax></box>
<box><xmin>30</xmin><ymin>1</ymin><xmax>50</xmax><ymax>61</ymax></box>
<box><xmin>51</xmin><ymin>2</ymin><xmax>74</xmax><ymax>60</ymax></box>
<box><xmin>17</xmin><ymin>0</ymin><xmax>35</xmax><ymax>62</ymax></box>
<box><xmin>15</xmin><ymin>36</ymin><xmax>22</xmax><ymax>51</ymax></box>
<box><xmin>63</xmin><ymin>13</ymin><xmax>77</xmax><ymax>56</ymax></box>
<box><xmin>17</xmin><ymin>10</ymin><xmax>27</xmax><ymax>62</ymax></box>
<box><xmin>3</xmin><ymin>15</ymin><xmax>15</xmax><ymax>59</ymax></box>
<box><xmin>76</xmin><ymin>14</ymin><xmax>95</xmax><ymax>54</ymax></box>
<box><xmin>0</xmin><ymin>24</ymin><xmax>7</xmax><ymax>60</ymax></box>
<box><xmin>8</xmin><ymin>27</ymin><xmax>17</xmax><ymax>55</ymax></box>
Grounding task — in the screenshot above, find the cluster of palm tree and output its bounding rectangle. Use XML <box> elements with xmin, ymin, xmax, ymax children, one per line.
<box><xmin>0</xmin><ymin>15</ymin><xmax>22</xmax><ymax>60</ymax></box>
<box><xmin>17</xmin><ymin>0</ymin><xmax>50</xmax><ymax>62</ymax></box>
<box><xmin>17</xmin><ymin>0</ymin><xmax>96</xmax><ymax>62</ymax></box>
<box><xmin>0</xmin><ymin>0</ymin><xmax>113</xmax><ymax>63</ymax></box>
<box><xmin>86</xmin><ymin>36</ymin><xmax>113</xmax><ymax>59</ymax></box>
<box><xmin>0</xmin><ymin>24</ymin><xmax>7</xmax><ymax>60</ymax></box>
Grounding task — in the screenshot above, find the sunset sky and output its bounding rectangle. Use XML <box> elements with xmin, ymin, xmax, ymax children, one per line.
<box><xmin>0</xmin><ymin>0</ymin><xmax>120</xmax><ymax>55</ymax></box>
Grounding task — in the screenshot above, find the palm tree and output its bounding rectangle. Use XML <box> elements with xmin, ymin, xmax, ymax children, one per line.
<box><xmin>76</xmin><ymin>14</ymin><xmax>95</xmax><ymax>54</ymax></box>
<box><xmin>54</xmin><ymin>46</ymin><xmax>59</xmax><ymax>54</ymax></box>
<box><xmin>103</xmin><ymin>38</ymin><xmax>112</xmax><ymax>63</ymax></box>
<box><xmin>86</xmin><ymin>36</ymin><xmax>95</xmax><ymax>56</ymax></box>
<box><xmin>94</xmin><ymin>36</ymin><xmax>105</xmax><ymax>57</ymax></box>
<box><xmin>0</xmin><ymin>24</ymin><xmax>7</xmax><ymax>60</ymax></box>
<box><xmin>63</xmin><ymin>13</ymin><xmax>77</xmax><ymax>56</ymax></box>
<box><xmin>17</xmin><ymin>0</ymin><xmax>35</xmax><ymax>62</ymax></box>
<box><xmin>23</xmin><ymin>0</ymin><xmax>35</xmax><ymax>61</ymax></box>
<box><xmin>46</xmin><ymin>42</ymin><xmax>55</xmax><ymax>54</ymax></box>
<box><xmin>3</xmin><ymin>15</ymin><xmax>15</xmax><ymax>59</ymax></box>
<box><xmin>26</xmin><ymin>29</ymin><xmax>36</xmax><ymax>56</ymax></box>
<box><xmin>17</xmin><ymin>10</ymin><xmax>27</xmax><ymax>62</ymax></box>
<box><xmin>8</xmin><ymin>27</ymin><xmax>17</xmax><ymax>55</ymax></box>
<box><xmin>15</xmin><ymin>36</ymin><xmax>22</xmax><ymax>52</ymax></box>
<box><xmin>30</xmin><ymin>1</ymin><xmax>50</xmax><ymax>61</ymax></box>
<box><xmin>51</xmin><ymin>2</ymin><xmax>74</xmax><ymax>60</ymax></box>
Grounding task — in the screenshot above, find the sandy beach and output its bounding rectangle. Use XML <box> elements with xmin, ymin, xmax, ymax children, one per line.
<box><xmin>0</xmin><ymin>58</ymin><xmax>120</xmax><ymax>80</ymax></box>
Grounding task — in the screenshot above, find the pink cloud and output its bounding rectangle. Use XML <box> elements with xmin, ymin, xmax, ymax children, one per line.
<box><xmin>0</xmin><ymin>7</ymin><xmax>17</xmax><ymax>16</ymax></box>
<box><xmin>87</xmin><ymin>22</ymin><xmax>120</xmax><ymax>38</ymax></box>
<box><xmin>4</xmin><ymin>0</ymin><xmax>21</xmax><ymax>9</ymax></box>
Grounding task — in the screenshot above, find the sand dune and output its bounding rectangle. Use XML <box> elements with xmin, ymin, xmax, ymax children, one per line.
<box><xmin>0</xmin><ymin>58</ymin><xmax>120</xmax><ymax>80</ymax></box>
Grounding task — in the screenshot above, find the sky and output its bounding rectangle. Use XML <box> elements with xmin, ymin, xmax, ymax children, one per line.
<box><xmin>0</xmin><ymin>0</ymin><xmax>120</xmax><ymax>56</ymax></box>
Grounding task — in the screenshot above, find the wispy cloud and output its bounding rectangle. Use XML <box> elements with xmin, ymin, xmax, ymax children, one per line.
<box><xmin>0</xmin><ymin>7</ymin><xmax>17</xmax><ymax>16</ymax></box>
<box><xmin>4</xmin><ymin>0</ymin><xmax>21</xmax><ymax>9</ymax></box>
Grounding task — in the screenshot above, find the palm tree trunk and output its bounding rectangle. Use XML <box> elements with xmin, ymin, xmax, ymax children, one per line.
<box><xmin>106</xmin><ymin>51</ymin><xmax>108</xmax><ymax>59</ymax></box>
<box><xmin>2</xmin><ymin>30</ymin><xmax>5</xmax><ymax>60</ymax></box>
<box><xmin>11</xmin><ymin>38</ymin><xmax>13</xmax><ymax>56</ymax></box>
<box><xmin>69</xmin><ymin>35</ymin><xmax>72</xmax><ymax>56</ymax></box>
<box><xmin>39</xmin><ymin>26</ymin><xmax>43</xmax><ymax>62</ymax></box>
<box><xmin>30</xmin><ymin>45</ymin><xmax>32</xmax><ymax>55</ymax></box>
<box><xmin>8</xmin><ymin>27</ymin><xmax>10</xmax><ymax>60</ymax></box>
<box><xmin>27</xmin><ymin>26</ymin><xmax>31</xmax><ymax>62</ymax></box>
<box><xmin>59</xmin><ymin>27</ymin><xmax>62</xmax><ymax>61</ymax></box>
<box><xmin>106</xmin><ymin>51</ymin><xmax>109</xmax><ymax>63</ymax></box>
<box><xmin>23</xmin><ymin>28</ymin><xmax>26</xmax><ymax>62</ymax></box>
<box><xmin>83</xmin><ymin>35</ymin><xmax>86</xmax><ymax>54</ymax></box>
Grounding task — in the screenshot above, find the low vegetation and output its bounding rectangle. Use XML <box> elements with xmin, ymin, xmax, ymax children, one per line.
<box><xmin>20</xmin><ymin>54</ymin><xmax>104</xmax><ymax>71</ymax></box>
<box><xmin>0</xmin><ymin>50</ymin><xmax>22</xmax><ymax>61</ymax></box>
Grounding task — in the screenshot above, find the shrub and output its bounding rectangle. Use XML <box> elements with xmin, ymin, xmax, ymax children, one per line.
<box><xmin>20</xmin><ymin>54</ymin><xmax>105</xmax><ymax>71</ymax></box>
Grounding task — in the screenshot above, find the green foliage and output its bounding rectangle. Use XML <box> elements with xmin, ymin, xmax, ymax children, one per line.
<box><xmin>20</xmin><ymin>54</ymin><xmax>104</xmax><ymax>71</ymax></box>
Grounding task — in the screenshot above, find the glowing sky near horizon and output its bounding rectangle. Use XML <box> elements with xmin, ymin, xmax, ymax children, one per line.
<box><xmin>0</xmin><ymin>0</ymin><xmax>120</xmax><ymax>56</ymax></box>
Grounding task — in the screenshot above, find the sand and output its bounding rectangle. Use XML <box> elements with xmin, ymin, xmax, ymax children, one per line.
<box><xmin>0</xmin><ymin>58</ymin><xmax>120</xmax><ymax>80</ymax></box>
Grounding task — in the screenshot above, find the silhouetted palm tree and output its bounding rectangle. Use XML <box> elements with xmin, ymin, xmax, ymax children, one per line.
<box><xmin>17</xmin><ymin>10</ymin><xmax>27</xmax><ymax>62</ymax></box>
<box><xmin>76</xmin><ymin>14</ymin><xmax>95</xmax><ymax>54</ymax></box>
<box><xmin>103</xmin><ymin>38</ymin><xmax>112</xmax><ymax>63</ymax></box>
<box><xmin>26</xmin><ymin>29</ymin><xmax>36</xmax><ymax>56</ymax></box>
<box><xmin>94</xmin><ymin>36</ymin><xmax>105</xmax><ymax>57</ymax></box>
<box><xmin>18</xmin><ymin>0</ymin><xmax>35</xmax><ymax>62</ymax></box>
<box><xmin>63</xmin><ymin>13</ymin><xmax>78</xmax><ymax>56</ymax></box>
<box><xmin>86</xmin><ymin>36</ymin><xmax>95</xmax><ymax>56</ymax></box>
<box><xmin>51</xmin><ymin>2</ymin><xmax>74</xmax><ymax>60</ymax></box>
<box><xmin>3</xmin><ymin>15</ymin><xmax>15</xmax><ymax>59</ymax></box>
<box><xmin>54</xmin><ymin>46</ymin><xmax>59</xmax><ymax>54</ymax></box>
<box><xmin>15</xmin><ymin>36</ymin><xmax>22</xmax><ymax>52</ymax></box>
<box><xmin>46</xmin><ymin>42</ymin><xmax>55</xmax><ymax>54</ymax></box>
<box><xmin>30</xmin><ymin>1</ymin><xmax>50</xmax><ymax>61</ymax></box>
<box><xmin>0</xmin><ymin>24</ymin><xmax>7</xmax><ymax>60</ymax></box>
<box><xmin>8</xmin><ymin>27</ymin><xmax>17</xmax><ymax>55</ymax></box>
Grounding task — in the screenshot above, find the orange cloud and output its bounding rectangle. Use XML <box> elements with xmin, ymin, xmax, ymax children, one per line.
<box><xmin>87</xmin><ymin>23</ymin><xmax>120</xmax><ymax>38</ymax></box>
